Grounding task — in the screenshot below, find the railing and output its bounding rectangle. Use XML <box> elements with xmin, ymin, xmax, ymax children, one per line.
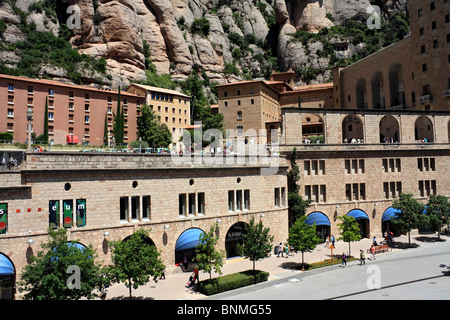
<box><xmin>418</xmin><ymin>94</ymin><xmax>433</xmax><ymax>103</ymax></box>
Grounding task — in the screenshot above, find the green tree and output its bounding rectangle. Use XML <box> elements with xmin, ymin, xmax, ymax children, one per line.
<box><xmin>137</xmin><ymin>105</ymin><xmax>172</xmax><ymax>148</ymax></box>
<box><xmin>238</xmin><ymin>217</ymin><xmax>274</xmax><ymax>271</ymax></box>
<box><xmin>288</xmin><ymin>148</ymin><xmax>311</xmax><ymax>225</ymax></box>
<box><xmin>106</xmin><ymin>228</ymin><xmax>165</xmax><ymax>299</ymax></box>
<box><xmin>113</xmin><ymin>87</ymin><xmax>124</xmax><ymax>146</ymax></box>
<box><xmin>18</xmin><ymin>228</ymin><xmax>103</xmax><ymax>300</ymax></box>
<box><xmin>391</xmin><ymin>193</ymin><xmax>426</xmax><ymax>248</ymax></box>
<box><xmin>288</xmin><ymin>216</ymin><xmax>321</xmax><ymax>270</ymax></box>
<box><xmin>43</xmin><ymin>96</ymin><xmax>49</xmax><ymax>143</ymax></box>
<box><xmin>337</xmin><ymin>215</ymin><xmax>361</xmax><ymax>257</ymax></box>
<box><xmin>195</xmin><ymin>223</ymin><xmax>225</xmax><ymax>280</ymax></box>
<box><xmin>425</xmin><ymin>194</ymin><xmax>450</xmax><ymax>241</ymax></box>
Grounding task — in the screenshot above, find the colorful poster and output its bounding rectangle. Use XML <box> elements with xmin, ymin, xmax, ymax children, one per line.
<box><xmin>63</xmin><ymin>200</ymin><xmax>73</xmax><ymax>228</ymax></box>
<box><xmin>76</xmin><ymin>199</ymin><xmax>86</xmax><ymax>227</ymax></box>
<box><xmin>49</xmin><ymin>200</ymin><xmax>59</xmax><ymax>229</ymax></box>
<box><xmin>0</xmin><ymin>203</ymin><xmax>7</xmax><ymax>235</ymax></box>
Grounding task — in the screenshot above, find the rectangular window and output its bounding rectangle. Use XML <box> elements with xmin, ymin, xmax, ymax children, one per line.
<box><xmin>63</xmin><ymin>200</ymin><xmax>73</xmax><ymax>228</ymax></box>
<box><xmin>142</xmin><ymin>196</ymin><xmax>151</xmax><ymax>220</ymax></box>
<box><xmin>0</xmin><ymin>203</ymin><xmax>8</xmax><ymax>235</ymax></box>
<box><xmin>228</xmin><ymin>190</ymin><xmax>235</xmax><ymax>212</ymax></box>
<box><xmin>197</xmin><ymin>193</ymin><xmax>205</xmax><ymax>215</ymax></box>
<box><xmin>188</xmin><ymin>193</ymin><xmax>196</xmax><ymax>216</ymax></box>
<box><xmin>120</xmin><ymin>197</ymin><xmax>129</xmax><ymax>221</ymax></box>
<box><xmin>236</xmin><ymin>190</ymin><xmax>243</xmax><ymax>211</ymax></box>
<box><xmin>76</xmin><ymin>199</ymin><xmax>86</xmax><ymax>227</ymax></box>
<box><xmin>244</xmin><ymin>190</ymin><xmax>250</xmax><ymax>210</ymax></box>
<box><xmin>179</xmin><ymin>194</ymin><xmax>187</xmax><ymax>217</ymax></box>
<box><xmin>274</xmin><ymin>188</ymin><xmax>280</xmax><ymax>207</ymax></box>
<box><xmin>49</xmin><ymin>200</ymin><xmax>60</xmax><ymax>229</ymax></box>
<box><xmin>131</xmin><ymin>196</ymin><xmax>139</xmax><ymax>220</ymax></box>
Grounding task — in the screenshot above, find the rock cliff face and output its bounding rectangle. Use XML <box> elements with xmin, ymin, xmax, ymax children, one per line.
<box><xmin>0</xmin><ymin>0</ymin><xmax>408</xmax><ymax>88</ymax></box>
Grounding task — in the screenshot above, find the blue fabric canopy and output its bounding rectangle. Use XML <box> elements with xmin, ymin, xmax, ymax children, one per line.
<box><xmin>305</xmin><ymin>212</ymin><xmax>331</xmax><ymax>226</ymax></box>
<box><xmin>347</xmin><ymin>209</ymin><xmax>369</xmax><ymax>220</ymax></box>
<box><xmin>382</xmin><ymin>207</ymin><xmax>401</xmax><ymax>222</ymax></box>
<box><xmin>175</xmin><ymin>228</ymin><xmax>204</xmax><ymax>252</ymax></box>
<box><xmin>0</xmin><ymin>253</ymin><xmax>15</xmax><ymax>275</ymax></box>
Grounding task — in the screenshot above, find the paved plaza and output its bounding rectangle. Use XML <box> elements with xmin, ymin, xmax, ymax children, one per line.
<box><xmin>102</xmin><ymin>232</ymin><xmax>450</xmax><ymax>300</ymax></box>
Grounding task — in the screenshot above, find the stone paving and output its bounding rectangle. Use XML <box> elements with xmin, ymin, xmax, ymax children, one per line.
<box><xmin>102</xmin><ymin>233</ymin><xmax>448</xmax><ymax>300</ymax></box>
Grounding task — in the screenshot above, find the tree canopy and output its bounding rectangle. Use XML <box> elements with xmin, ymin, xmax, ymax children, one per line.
<box><xmin>137</xmin><ymin>104</ymin><xmax>172</xmax><ymax>148</ymax></box>
<box><xmin>18</xmin><ymin>228</ymin><xmax>103</xmax><ymax>300</ymax></box>
<box><xmin>392</xmin><ymin>193</ymin><xmax>426</xmax><ymax>247</ymax></box>
<box><xmin>106</xmin><ymin>228</ymin><xmax>165</xmax><ymax>299</ymax></box>
<box><xmin>337</xmin><ymin>215</ymin><xmax>361</xmax><ymax>257</ymax></box>
<box><xmin>195</xmin><ymin>223</ymin><xmax>225</xmax><ymax>280</ymax></box>
<box><xmin>288</xmin><ymin>216</ymin><xmax>321</xmax><ymax>269</ymax></box>
<box><xmin>238</xmin><ymin>217</ymin><xmax>274</xmax><ymax>271</ymax></box>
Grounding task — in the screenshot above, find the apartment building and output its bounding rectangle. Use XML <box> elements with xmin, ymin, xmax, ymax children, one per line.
<box><xmin>0</xmin><ymin>74</ymin><xmax>145</xmax><ymax>146</ymax></box>
<box><xmin>126</xmin><ymin>83</ymin><xmax>191</xmax><ymax>151</ymax></box>
<box><xmin>216</xmin><ymin>72</ymin><xmax>334</xmax><ymax>144</ymax></box>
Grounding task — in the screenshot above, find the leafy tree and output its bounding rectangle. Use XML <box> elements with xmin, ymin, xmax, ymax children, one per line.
<box><xmin>391</xmin><ymin>193</ymin><xmax>426</xmax><ymax>248</ymax></box>
<box><xmin>288</xmin><ymin>216</ymin><xmax>321</xmax><ymax>269</ymax></box>
<box><xmin>112</xmin><ymin>87</ymin><xmax>124</xmax><ymax>146</ymax></box>
<box><xmin>106</xmin><ymin>228</ymin><xmax>165</xmax><ymax>299</ymax></box>
<box><xmin>337</xmin><ymin>215</ymin><xmax>361</xmax><ymax>257</ymax></box>
<box><xmin>288</xmin><ymin>148</ymin><xmax>311</xmax><ymax>225</ymax></box>
<box><xmin>137</xmin><ymin>105</ymin><xmax>172</xmax><ymax>148</ymax></box>
<box><xmin>18</xmin><ymin>228</ymin><xmax>103</xmax><ymax>300</ymax></box>
<box><xmin>238</xmin><ymin>217</ymin><xmax>274</xmax><ymax>271</ymax></box>
<box><xmin>425</xmin><ymin>194</ymin><xmax>450</xmax><ymax>241</ymax></box>
<box><xmin>195</xmin><ymin>223</ymin><xmax>225</xmax><ymax>280</ymax></box>
<box><xmin>43</xmin><ymin>96</ymin><xmax>49</xmax><ymax>143</ymax></box>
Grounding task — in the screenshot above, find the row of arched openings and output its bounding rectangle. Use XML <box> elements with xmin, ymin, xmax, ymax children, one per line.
<box><xmin>302</xmin><ymin>114</ymin><xmax>439</xmax><ymax>143</ymax></box>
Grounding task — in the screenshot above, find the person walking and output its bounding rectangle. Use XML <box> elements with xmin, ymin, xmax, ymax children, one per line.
<box><xmin>359</xmin><ymin>249</ymin><xmax>365</xmax><ymax>265</ymax></box>
<box><xmin>277</xmin><ymin>242</ymin><xmax>284</xmax><ymax>257</ymax></box>
<box><xmin>331</xmin><ymin>235</ymin><xmax>335</xmax><ymax>247</ymax></box>
<box><xmin>341</xmin><ymin>252</ymin><xmax>347</xmax><ymax>267</ymax></box>
<box><xmin>370</xmin><ymin>245</ymin><xmax>376</xmax><ymax>260</ymax></box>
<box><xmin>285</xmin><ymin>244</ymin><xmax>289</xmax><ymax>258</ymax></box>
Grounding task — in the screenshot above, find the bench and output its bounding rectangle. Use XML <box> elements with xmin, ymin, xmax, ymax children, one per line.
<box><xmin>367</xmin><ymin>244</ymin><xmax>390</xmax><ymax>254</ymax></box>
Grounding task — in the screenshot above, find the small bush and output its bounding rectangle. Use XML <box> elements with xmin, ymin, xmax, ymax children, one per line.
<box><xmin>195</xmin><ymin>270</ymin><xmax>269</xmax><ymax>295</ymax></box>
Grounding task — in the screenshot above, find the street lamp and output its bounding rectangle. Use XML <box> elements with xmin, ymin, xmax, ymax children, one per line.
<box><xmin>26</xmin><ymin>108</ymin><xmax>33</xmax><ymax>151</ymax></box>
<box><xmin>111</xmin><ymin>137</ymin><xmax>115</xmax><ymax>153</ymax></box>
<box><xmin>82</xmin><ymin>137</ymin><xmax>86</xmax><ymax>152</ymax></box>
<box><xmin>139</xmin><ymin>137</ymin><xmax>142</xmax><ymax>153</ymax></box>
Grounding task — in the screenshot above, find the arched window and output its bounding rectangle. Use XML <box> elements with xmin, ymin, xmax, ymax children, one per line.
<box><xmin>371</xmin><ymin>71</ymin><xmax>385</xmax><ymax>109</ymax></box>
<box><xmin>379</xmin><ymin>115</ymin><xmax>400</xmax><ymax>143</ymax></box>
<box><xmin>389</xmin><ymin>64</ymin><xmax>405</xmax><ymax>109</ymax></box>
<box><xmin>356</xmin><ymin>78</ymin><xmax>367</xmax><ymax>109</ymax></box>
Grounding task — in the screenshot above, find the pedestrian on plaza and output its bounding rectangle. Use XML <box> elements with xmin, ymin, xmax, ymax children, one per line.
<box><xmin>277</xmin><ymin>242</ymin><xmax>284</xmax><ymax>257</ymax></box>
<box><xmin>370</xmin><ymin>245</ymin><xmax>376</xmax><ymax>260</ymax></box>
<box><xmin>194</xmin><ymin>266</ymin><xmax>199</xmax><ymax>283</ymax></box>
<box><xmin>373</xmin><ymin>236</ymin><xmax>378</xmax><ymax>247</ymax></box>
<box><xmin>359</xmin><ymin>249</ymin><xmax>365</xmax><ymax>265</ymax></box>
<box><xmin>341</xmin><ymin>252</ymin><xmax>347</xmax><ymax>267</ymax></box>
<box><xmin>331</xmin><ymin>235</ymin><xmax>335</xmax><ymax>247</ymax></box>
<box><xmin>285</xmin><ymin>244</ymin><xmax>289</xmax><ymax>257</ymax></box>
<box><xmin>325</xmin><ymin>236</ymin><xmax>329</xmax><ymax>248</ymax></box>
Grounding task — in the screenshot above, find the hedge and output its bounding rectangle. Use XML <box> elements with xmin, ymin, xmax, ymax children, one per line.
<box><xmin>302</xmin><ymin>256</ymin><xmax>358</xmax><ymax>270</ymax></box>
<box><xmin>195</xmin><ymin>270</ymin><xmax>269</xmax><ymax>296</ymax></box>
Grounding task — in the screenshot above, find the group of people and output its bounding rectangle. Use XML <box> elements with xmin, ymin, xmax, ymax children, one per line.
<box><xmin>1</xmin><ymin>157</ymin><xmax>16</xmax><ymax>169</ymax></box>
<box><xmin>341</xmin><ymin>236</ymin><xmax>380</xmax><ymax>267</ymax></box>
<box><xmin>276</xmin><ymin>242</ymin><xmax>291</xmax><ymax>258</ymax></box>
<box><xmin>343</xmin><ymin>137</ymin><xmax>364</xmax><ymax>144</ymax></box>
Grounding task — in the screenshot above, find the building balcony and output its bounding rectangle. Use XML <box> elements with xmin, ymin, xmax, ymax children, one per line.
<box><xmin>443</xmin><ymin>89</ymin><xmax>450</xmax><ymax>99</ymax></box>
<box><xmin>418</xmin><ymin>94</ymin><xmax>433</xmax><ymax>104</ymax></box>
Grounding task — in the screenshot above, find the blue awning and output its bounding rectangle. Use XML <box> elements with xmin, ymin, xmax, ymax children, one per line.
<box><xmin>175</xmin><ymin>228</ymin><xmax>204</xmax><ymax>252</ymax></box>
<box><xmin>305</xmin><ymin>212</ymin><xmax>331</xmax><ymax>226</ymax></box>
<box><xmin>382</xmin><ymin>207</ymin><xmax>401</xmax><ymax>222</ymax></box>
<box><xmin>347</xmin><ymin>209</ymin><xmax>369</xmax><ymax>220</ymax></box>
<box><xmin>0</xmin><ymin>253</ymin><xmax>15</xmax><ymax>276</ymax></box>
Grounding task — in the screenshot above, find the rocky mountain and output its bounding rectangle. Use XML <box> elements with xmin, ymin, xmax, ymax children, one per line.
<box><xmin>0</xmin><ymin>0</ymin><xmax>408</xmax><ymax>89</ymax></box>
